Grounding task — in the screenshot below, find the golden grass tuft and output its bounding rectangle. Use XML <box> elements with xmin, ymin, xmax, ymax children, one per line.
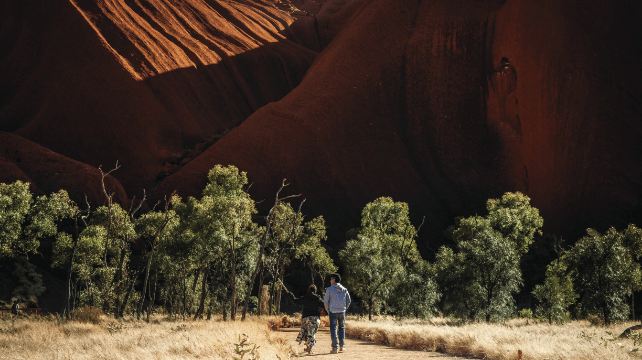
<box><xmin>0</xmin><ymin>314</ymin><xmax>291</xmax><ymax>360</ymax></box>
<box><xmin>345</xmin><ymin>316</ymin><xmax>642</xmax><ymax>360</ymax></box>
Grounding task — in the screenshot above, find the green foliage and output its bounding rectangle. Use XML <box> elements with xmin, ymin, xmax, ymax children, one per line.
<box><xmin>436</xmin><ymin>192</ymin><xmax>542</xmax><ymax>322</ymax></box>
<box><xmin>260</xmin><ymin>201</ymin><xmax>335</xmax><ymax>313</ymax></box>
<box><xmin>565</xmin><ymin>227</ymin><xmax>642</xmax><ymax>325</ymax></box>
<box><xmin>518</xmin><ymin>308</ymin><xmax>533</xmax><ymax>319</ymax></box>
<box><xmin>160</xmin><ymin>165</ymin><xmax>259</xmax><ymax>319</ymax></box>
<box><xmin>453</xmin><ymin>192</ymin><xmax>543</xmax><ymax>255</ymax></box>
<box><xmin>436</xmin><ymin>223</ymin><xmax>522</xmax><ymax>321</ymax></box>
<box><xmin>388</xmin><ymin>259</ymin><xmax>440</xmax><ymax>319</ymax></box>
<box><xmin>52</xmin><ymin>203</ymin><xmax>136</xmax><ymax>311</ymax></box>
<box><xmin>532</xmin><ymin>260</ymin><xmax>577</xmax><ymax>324</ymax></box>
<box><xmin>359</xmin><ymin>197</ymin><xmax>421</xmax><ymax>265</ymax></box>
<box><xmin>341</xmin><ymin>197</ymin><xmax>437</xmax><ymax>319</ymax></box>
<box><xmin>340</xmin><ymin>234</ymin><xmax>402</xmax><ymax>319</ymax></box>
<box><xmin>11</xmin><ymin>256</ymin><xmax>46</xmax><ymax>304</ymax></box>
<box><xmin>622</xmin><ymin>224</ymin><xmax>642</xmax><ymax>259</ymax></box>
<box><xmin>293</xmin><ymin>215</ymin><xmax>336</xmax><ymax>287</ymax></box>
<box><xmin>232</xmin><ymin>334</ymin><xmax>259</xmax><ymax>360</ymax></box>
<box><xmin>0</xmin><ymin>181</ymin><xmax>75</xmax><ymax>258</ymax></box>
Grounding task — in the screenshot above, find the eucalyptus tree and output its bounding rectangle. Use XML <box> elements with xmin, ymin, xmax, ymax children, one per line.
<box><xmin>297</xmin><ymin>216</ymin><xmax>337</xmax><ymax>292</ymax></box>
<box><xmin>565</xmin><ymin>227</ymin><xmax>642</xmax><ymax>325</ymax></box>
<box><xmin>532</xmin><ymin>259</ymin><xmax>577</xmax><ymax>323</ymax></box>
<box><xmin>621</xmin><ymin>224</ymin><xmax>642</xmax><ymax>319</ymax></box>
<box><xmin>171</xmin><ymin>165</ymin><xmax>257</xmax><ymax>320</ymax></box>
<box><xmin>1</xmin><ymin>180</ymin><xmax>75</xmax><ymax>258</ymax></box>
<box><xmin>340</xmin><ymin>234</ymin><xmax>401</xmax><ymax>320</ymax></box>
<box><xmin>263</xmin><ymin>202</ymin><xmax>304</xmax><ymax>313</ymax></box>
<box><xmin>358</xmin><ymin>197</ymin><xmax>422</xmax><ymax>266</ymax></box>
<box><xmin>436</xmin><ymin>222</ymin><xmax>522</xmax><ymax>321</ymax></box>
<box><xmin>240</xmin><ymin>179</ymin><xmax>301</xmax><ymax>320</ymax></box>
<box><xmin>53</xmin><ymin>203</ymin><xmax>134</xmax><ymax>311</ymax></box>
<box><xmin>261</xmin><ymin>202</ymin><xmax>334</xmax><ymax>314</ymax></box>
<box><xmin>388</xmin><ymin>259</ymin><xmax>440</xmax><ymax>319</ymax></box>
<box><xmin>52</xmin><ymin>165</ymin><xmax>178</xmax><ymax>317</ymax></box>
<box><xmin>1</xmin><ymin>180</ymin><xmax>75</xmax><ymax>309</ymax></box>
<box><xmin>340</xmin><ymin>197</ymin><xmax>435</xmax><ymax>319</ymax></box>
<box><xmin>435</xmin><ymin>192</ymin><xmax>543</xmax><ymax>322</ymax></box>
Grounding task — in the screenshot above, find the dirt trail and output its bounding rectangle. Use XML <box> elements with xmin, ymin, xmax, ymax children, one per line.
<box><xmin>281</xmin><ymin>327</ymin><xmax>468</xmax><ymax>359</ymax></box>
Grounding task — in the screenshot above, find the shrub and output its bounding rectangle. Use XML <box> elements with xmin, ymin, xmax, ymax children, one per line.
<box><xmin>72</xmin><ymin>306</ymin><xmax>103</xmax><ymax>324</ymax></box>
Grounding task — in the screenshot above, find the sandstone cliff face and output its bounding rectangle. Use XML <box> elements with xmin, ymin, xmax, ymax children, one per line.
<box><xmin>154</xmin><ymin>0</ymin><xmax>642</xmax><ymax>251</ymax></box>
<box><xmin>1</xmin><ymin>0</ymin><xmax>640</xmax><ymax>251</ymax></box>
<box><xmin>0</xmin><ymin>0</ymin><xmax>316</xmax><ymax>194</ymax></box>
<box><xmin>0</xmin><ymin>132</ymin><xmax>127</xmax><ymax>206</ymax></box>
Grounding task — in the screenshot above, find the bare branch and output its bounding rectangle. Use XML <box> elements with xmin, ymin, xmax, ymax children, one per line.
<box><xmin>130</xmin><ymin>189</ymin><xmax>147</xmax><ymax>217</ymax></box>
<box><xmin>416</xmin><ymin>216</ymin><xmax>426</xmax><ymax>234</ymax></box>
<box><xmin>296</xmin><ymin>199</ymin><xmax>306</xmax><ymax>215</ymax></box>
<box><xmin>98</xmin><ymin>162</ymin><xmax>121</xmax><ymax>205</ymax></box>
<box><xmin>149</xmin><ymin>201</ymin><xmax>161</xmax><ymax>212</ymax></box>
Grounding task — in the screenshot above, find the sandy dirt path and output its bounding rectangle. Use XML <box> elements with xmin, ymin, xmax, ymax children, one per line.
<box><xmin>281</xmin><ymin>327</ymin><xmax>469</xmax><ymax>359</ymax></box>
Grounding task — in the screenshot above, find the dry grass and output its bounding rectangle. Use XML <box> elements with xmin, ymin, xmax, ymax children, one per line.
<box><xmin>345</xmin><ymin>316</ymin><xmax>642</xmax><ymax>360</ymax></box>
<box><xmin>0</xmin><ymin>314</ymin><xmax>292</xmax><ymax>360</ymax></box>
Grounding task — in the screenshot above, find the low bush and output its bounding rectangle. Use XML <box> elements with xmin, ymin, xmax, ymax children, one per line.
<box><xmin>72</xmin><ymin>306</ymin><xmax>104</xmax><ymax>324</ymax></box>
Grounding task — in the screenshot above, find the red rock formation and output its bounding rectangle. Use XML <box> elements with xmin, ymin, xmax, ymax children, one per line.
<box><xmin>1</xmin><ymin>0</ymin><xmax>640</xmax><ymax>251</ymax></box>
<box><xmin>0</xmin><ymin>132</ymin><xmax>128</xmax><ymax>206</ymax></box>
<box><xmin>155</xmin><ymin>0</ymin><xmax>642</xmax><ymax>250</ymax></box>
<box><xmin>0</xmin><ymin>0</ymin><xmax>316</xmax><ymax>194</ymax></box>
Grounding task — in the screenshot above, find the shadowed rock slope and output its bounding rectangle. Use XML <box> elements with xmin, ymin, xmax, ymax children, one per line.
<box><xmin>0</xmin><ymin>132</ymin><xmax>128</xmax><ymax>207</ymax></box>
<box><xmin>155</xmin><ymin>0</ymin><xmax>642</xmax><ymax>251</ymax></box>
<box><xmin>0</xmin><ymin>0</ymin><xmax>316</xmax><ymax>195</ymax></box>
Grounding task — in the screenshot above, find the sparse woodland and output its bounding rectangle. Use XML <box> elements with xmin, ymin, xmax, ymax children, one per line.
<box><xmin>2</xmin><ymin>165</ymin><xmax>642</xmax><ymax>359</ymax></box>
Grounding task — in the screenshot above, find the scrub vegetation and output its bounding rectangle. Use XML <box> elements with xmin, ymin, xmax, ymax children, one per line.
<box><xmin>2</xmin><ymin>164</ymin><xmax>642</xmax><ymax>359</ymax></box>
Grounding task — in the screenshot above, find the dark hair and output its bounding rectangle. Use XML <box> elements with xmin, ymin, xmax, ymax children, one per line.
<box><xmin>330</xmin><ymin>273</ymin><xmax>341</xmax><ymax>283</ymax></box>
<box><xmin>308</xmin><ymin>284</ymin><xmax>317</xmax><ymax>293</ymax></box>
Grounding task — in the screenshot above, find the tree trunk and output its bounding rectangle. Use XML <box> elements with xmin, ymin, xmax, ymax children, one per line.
<box><xmin>181</xmin><ymin>264</ymin><xmax>188</xmax><ymax>319</ymax></box>
<box><xmin>112</xmin><ymin>245</ymin><xmax>128</xmax><ymax>316</ymax></box>
<box><xmin>138</xmin><ymin>196</ymin><xmax>173</xmax><ymax>321</ymax></box>
<box><xmin>368</xmin><ymin>298</ymin><xmax>373</xmax><ymax>321</ymax></box>
<box><xmin>241</xmin><ymin>179</ymin><xmax>300</xmax><ymax>320</ymax></box>
<box><xmin>260</xmin><ymin>285</ymin><xmax>270</xmax><ymax>316</ymax></box>
<box><xmin>147</xmin><ymin>272</ymin><xmax>158</xmax><ymax>322</ymax></box>
<box><xmin>231</xmin><ymin>250</ymin><xmax>237</xmax><ymax>320</ymax></box>
<box><xmin>63</xmin><ymin>215</ymin><xmax>81</xmax><ymax>318</ymax></box>
<box><xmin>632</xmin><ymin>292</ymin><xmax>636</xmax><ymax>321</ymax></box>
<box><xmin>207</xmin><ymin>295</ymin><xmax>213</xmax><ymax>320</ymax></box>
<box><xmin>195</xmin><ymin>266</ymin><xmax>209</xmax><ymax>319</ymax></box>
<box><xmin>116</xmin><ymin>253</ymin><xmax>146</xmax><ymax>318</ymax></box>
<box><xmin>486</xmin><ymin>288</ymin><xmax>493</xmax><ymax>322</ymax></box>
<box><xmin>257</xmin><ymin>266</ymin><xmax>264</xmax><ymax>316</ymax></box>
<box><xmin>276</xmin><ymin>265</ymin><xmax>285</xmax><ymax>314</ymax></box>
<box><xmin>269</xmin><ymin>281</ymin><xmax>275</xmax><ymax>315</ymax></box>
<box><xmin>192</xmin><ymin>266</ymin><xmax>203</xmax><ymax>296</ymax></box>
<box><xmin>223</xmin><ymin>301</ymin><xmax>228</xmax><ymax>321</ymax></box>
<box><xmin>604</xmin><ymin>304</ymin><xmax>611</xmax><ymax>326</ymax></box>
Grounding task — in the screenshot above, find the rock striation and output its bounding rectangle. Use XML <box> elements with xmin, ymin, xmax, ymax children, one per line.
<box><xmin>1</xmin><ymin>0</ymin><xmax>316</xmax><ymax>194</ymax></box>
<box><xmin>1</xmin><ymin>0</ymin><xmax>641</xmax><ymax>251</ymax></box>
<box><xmin>154</xmin><ymin>0</ymin><xmax>642</xmax><ymax>250</ymax></box>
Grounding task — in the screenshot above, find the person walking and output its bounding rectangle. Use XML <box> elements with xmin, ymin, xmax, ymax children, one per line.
<box><xmin>282</xmin><ymin>282</ymin><xmax>325</xmax><ymax>354</ymax></box>
<box><xmin>11</xmin><ymin>299</ymin><xmax>21</xmax><ymax>315</ymax></box>
<box><xmin>324</xmin><ymin>273</ymin><xmax>351</xmax><ymax>354</ymax></box>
